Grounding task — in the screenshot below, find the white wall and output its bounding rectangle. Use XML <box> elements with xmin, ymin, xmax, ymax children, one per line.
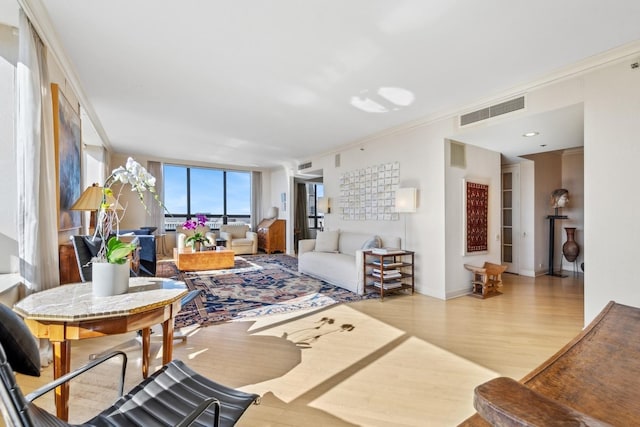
<box><xmin>298</xmin><ymin>117</ymin><xmax>451</xmax><ymax>298</ymax></box>
<box><xmin>0</xmin><ymin>23</ymin><xmax>18</xmax><ymax>273</ymax></box>
<box><xmin>518</xmin><ymin>159</ymin><xmax>536</xmax><ymax>276</ymax></box>
<box><xmin>584</xmin><ymin>59</ymin><xmax>640</xmax><ymax>323</ymax></box>
<box><xmin>561</xmin><ymin>149</ymin><xmax>584</xmax><ymax>271</ymax></box>
<box><xmin>445</xmin><ymin>141</ymin><xmax>502</xmax><ymax>298</ymax></box>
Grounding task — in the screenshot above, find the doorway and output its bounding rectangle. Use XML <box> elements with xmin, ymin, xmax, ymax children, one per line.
<box><xmin>502</xmin><ymin>164</ymin><xmax>520</xmax><ymax>274</ymax></box>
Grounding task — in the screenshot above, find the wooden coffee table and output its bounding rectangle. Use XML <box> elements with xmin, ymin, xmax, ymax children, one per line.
<box><xmin>173</xmin><ymin>248</ymin><xmax>235</xmax><ymax>271</ymax></box>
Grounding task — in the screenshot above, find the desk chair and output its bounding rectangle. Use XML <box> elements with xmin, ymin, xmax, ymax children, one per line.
<box><xmin>0</xmin><ymin>304</ymin><xmax>259</xmax><ymax>427</ymax></box>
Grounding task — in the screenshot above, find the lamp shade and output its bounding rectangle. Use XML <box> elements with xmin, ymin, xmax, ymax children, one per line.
<box><xmin>317</xmin><ymin>197</ymin><xmax>330</xmax><ymax>214</ymax></box>
<box><xmin>266</xmin><ymin>206</ymin><xmax>279</xmax><ymax>219</ymax></box>
<box><xmin>70</xmin><ymin>184</ymin><xmax>123</xmax><ymax>211</ymax></box>
<box><xmin>395</xmin><ymin>188</ymin><xmax>417</xmax><ymax>213</ymax></box>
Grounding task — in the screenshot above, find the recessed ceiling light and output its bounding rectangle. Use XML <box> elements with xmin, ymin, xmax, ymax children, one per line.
<box><xmin>522</xmin><ymin>131</ymin><xmax>539</xmax><ymax>137</ymax></box>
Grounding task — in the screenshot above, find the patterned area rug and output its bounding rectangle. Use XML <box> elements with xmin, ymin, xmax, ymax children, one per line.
<box><xmin>157</xmin><ymin>254</ymin><xmax>377</xmax><ymax>327</ymax></box>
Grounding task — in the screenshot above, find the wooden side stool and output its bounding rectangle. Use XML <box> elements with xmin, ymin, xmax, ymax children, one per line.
<box><xmin>464</xmin><ymin>262</ymin><xmax>507</xmax><ymax>298</ymax></box>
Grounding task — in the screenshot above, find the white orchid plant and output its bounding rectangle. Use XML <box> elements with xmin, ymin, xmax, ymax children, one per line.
<box><xmin>92</xmin><ymin>157</ymin><xmax>163</xmax><ymax>264</ymax></box>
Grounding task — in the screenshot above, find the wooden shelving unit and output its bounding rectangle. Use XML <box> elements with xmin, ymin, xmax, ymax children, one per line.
<box><xmin>363</xmin><ymin>249</ymin><xmax>414</xmax><ymax>300</ymax></box>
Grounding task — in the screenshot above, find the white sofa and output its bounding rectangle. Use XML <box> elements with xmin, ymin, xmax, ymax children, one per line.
<box><xmin>298</xmin><ymin>230</ymin><xmax>401</xmax><ymax>295</ymax></box>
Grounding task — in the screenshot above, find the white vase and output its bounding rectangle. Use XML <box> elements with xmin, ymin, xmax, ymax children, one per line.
<box><xmin>92</xmin><ymin>260</ymin><xmax>130</xmax><ymax>297</ymax></box>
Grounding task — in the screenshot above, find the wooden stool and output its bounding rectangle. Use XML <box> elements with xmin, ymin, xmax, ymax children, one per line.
<box><xmin>464</xmin><ymin>262</ymin><xmax>507</xmax><ymax>298</ymax></box>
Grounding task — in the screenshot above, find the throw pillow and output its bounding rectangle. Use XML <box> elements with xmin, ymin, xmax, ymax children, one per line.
<box><xmin>362</xmin><ymin>235</ymin><xmax>382</xmax><ymax>250</ymax></box>
<box><xmin>0</xmin><ymin>304</ymin><xmax>40</xmax><ymax>376</ymax></box>
<box><xmin>314</xmin><ymin>230</ymin><xmax>339</xmax><ymax>253</ymax></box>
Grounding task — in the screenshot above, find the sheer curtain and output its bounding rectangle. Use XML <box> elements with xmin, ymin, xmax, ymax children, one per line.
<box><xmin>147</xmin><ymin>161</ymin><xmax>165</xmax><ymax>232</ymax></box>
<box><xmin>251</xmin><ymin>171</ymin><xmax>262</xmax><ymax>230</ymax></box>
<box><xmin>16</xmin><ymin>9</ymin><xmax>58</xmax><ymax>293</ymax></box>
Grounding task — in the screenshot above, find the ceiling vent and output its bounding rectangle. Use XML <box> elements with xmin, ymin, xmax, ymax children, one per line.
<box><xmin>460</xmin><ymin>96</ymin><xmax>525</xmax><ymax>127</ymax></box>
<box><xmin>298</xmin><ymin>161</ymin><xmax>313</xmax><ymax>171</ymax></box>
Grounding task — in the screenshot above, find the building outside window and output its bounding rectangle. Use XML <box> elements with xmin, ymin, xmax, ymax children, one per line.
<box><xmin>307</xmin><ymin>183</ymin><xmax>324</xmax><ymax>230</ymax></box>
<box><xmin>163</xmin><ymin>164</ymin><xmax>251</xmax><ymax>230</ymax></box>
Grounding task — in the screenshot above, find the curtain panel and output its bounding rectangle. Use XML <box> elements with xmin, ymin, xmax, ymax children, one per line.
<box><xmin>16</xmin><ymin>9</ymin><xmax>58</xmax><ymax>293</ymax></box>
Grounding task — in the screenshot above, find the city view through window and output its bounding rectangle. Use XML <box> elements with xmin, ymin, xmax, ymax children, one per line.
<box><xmin>163</xmin><ymin>164</ymin><xmax>251</xmax><ymax>230</ymax></box>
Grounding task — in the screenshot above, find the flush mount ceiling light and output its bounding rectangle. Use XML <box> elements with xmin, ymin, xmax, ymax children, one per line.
<box><xmin>350</xmin><ymin>87</ymin><xmax>415</xmax><ymax>113</ymax></box>
<box><xmin>522</xmin><ymin>131</ymin><xmax>539</xmax><ymax>137</ymax></box>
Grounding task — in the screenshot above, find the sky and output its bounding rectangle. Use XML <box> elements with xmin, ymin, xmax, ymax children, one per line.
<box><xmin>163</xmin><ymin>165</ymin><xmax>250</xmax><ymax>217</ymax></box>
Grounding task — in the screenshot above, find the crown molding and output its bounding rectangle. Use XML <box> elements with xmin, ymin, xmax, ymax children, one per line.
<box><xmin>318</xmin><ymin>40</ymin><xmax>640</xmax><ymax>160</ymax></box>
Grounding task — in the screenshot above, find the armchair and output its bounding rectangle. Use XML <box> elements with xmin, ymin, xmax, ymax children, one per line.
<box><xmin>176</xmin><ymin>225</ymin><xmax>216</xmax><ymax>250</ymax></box>
<box><xmin>219</xmin><ymin>223</ymin><xmax>258</xmax><ymax>255</ymax></box>
<box><xmin>0</xmin><ymin>304</ymin><xmax>259</xmax><ymax>427</ymax></box>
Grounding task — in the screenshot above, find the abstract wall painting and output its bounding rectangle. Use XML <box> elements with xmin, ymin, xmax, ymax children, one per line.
<box><xmin>52</xmin><ymin>83</ymin><xmax>82</xmax><ymax>231</ymax></box>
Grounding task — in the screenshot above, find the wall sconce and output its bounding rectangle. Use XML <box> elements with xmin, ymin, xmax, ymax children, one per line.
<box><xmin>317</xmin><ymin>197</ymin><xmax>331</xmax><ymax>214</ymax></box>
<box><xmin>266</xmin><ymin>206</ymin><xmax>279</xmax><ymax>219</ymax></box>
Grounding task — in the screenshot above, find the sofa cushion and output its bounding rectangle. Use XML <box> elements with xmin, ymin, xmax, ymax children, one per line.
<box><xmin>314</xmin><ymin>230</ymin><xmax>339</xmax><ymax>253</ymax></box>
<box><xmin>339</xmin><ymin>232</ymin><xmax>375</xmax><ymax>256</ymax></box>
<box><xmin>220</xmin><ymin>223</ymin><xmax>249</xmax><ymax>239</ymax></box>
<box><xmin>361</xmin><ymin>235</ymin><xmax>382</xmax><ymax>250</ymax></box>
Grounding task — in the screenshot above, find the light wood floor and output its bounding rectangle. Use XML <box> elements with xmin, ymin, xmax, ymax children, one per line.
<box><xmin>16</xmin><ymin>272</ymin><xmax>584</xmax><ymax>426</ymax></box>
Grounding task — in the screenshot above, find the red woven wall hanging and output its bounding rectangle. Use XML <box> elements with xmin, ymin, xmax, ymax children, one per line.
<box><xmin>466</xmin><ymin>181</ymin><xmax>488</xmax><ymax>253</ymax></box>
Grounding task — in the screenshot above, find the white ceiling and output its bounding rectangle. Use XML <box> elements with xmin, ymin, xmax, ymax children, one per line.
<box><xmin>4</xmin><ymin>1</ymin><xmax>640</xmax><ymax>169</ymax></box>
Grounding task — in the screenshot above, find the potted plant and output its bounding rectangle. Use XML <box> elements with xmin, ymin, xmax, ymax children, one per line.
<box><xmin>90</xmin><ymin>157</ymin><xmax>163</xmax><ymax>296</ymax></box>
<box><xmin>183</xmin><ymin>214</ymin><xmax>210</xmax><ymax>251</ymax></box>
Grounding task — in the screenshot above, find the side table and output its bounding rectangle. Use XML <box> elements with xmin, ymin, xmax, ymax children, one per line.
<box><xmin>363</xmin><ymin>250</ymin><xmax>415</xmax><ymax>300</ymax></box>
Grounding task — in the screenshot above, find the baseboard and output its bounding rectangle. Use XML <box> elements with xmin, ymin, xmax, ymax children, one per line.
<box><xmin>446</xmin><ymin>288</ymin><xmax>471</xmax><ymax>299</ymax></box>
<box><xmin>519</xmin><ymin>269</ymin><xmax>537</xmax><ymax>277</ymax></box>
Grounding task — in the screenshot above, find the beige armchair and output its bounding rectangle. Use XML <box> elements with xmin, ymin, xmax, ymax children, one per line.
<box><xmin>219</xmin><ymin>223</ymin><xmax>258</xmax><ymax>255</ymax></box>
<box><xmin>176</xmin><ymin>225</ymin><xmax>216</xmax><ymax>250</ymax></box>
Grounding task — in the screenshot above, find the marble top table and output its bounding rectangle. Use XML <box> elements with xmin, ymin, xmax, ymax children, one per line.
<box><xmin>14</xmin><ymin>277</ymin><xmax>187</xmax><ymax>321</ymax></box>
<box><xmin>14</xmin><ymin>277</ymin><xmax>187</xmax><ymax>421</ymax></box>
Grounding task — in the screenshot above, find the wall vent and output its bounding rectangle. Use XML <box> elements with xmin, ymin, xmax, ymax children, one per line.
<box><xmin>335</xmin><ymin>153</ymin><xmax>341</xmax><ymax>167</ymax></box>
<box><xmin>298</xmin><ymin>161</ymin><xmax>312</xmax><ymax>171</ymax></box>
<box><xmin>460</xmin><ymin>96</ymin><xmax>525</xmax><ymax>127</ymax></box>
<box><xmin>450</xmin><ymin>141</ymin><xmax>466</xmax><ymax>169</ymax></box>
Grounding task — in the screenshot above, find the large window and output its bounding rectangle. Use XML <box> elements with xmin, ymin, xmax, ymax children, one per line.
<box><xmin>163</xmin><ymin>164</ymin><xmax>251</xmax><ymax>229</ymax></box>
<box><xmin>307</xmin><ymin>183</ymin><xmax>324</xmax><ymax>230</ymax></box>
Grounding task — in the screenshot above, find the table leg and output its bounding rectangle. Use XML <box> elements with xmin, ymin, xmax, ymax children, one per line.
<box><xmin>162</xmin><ymin>317</ymin><xmax>175</xmax><ymax>365</ymax></box>
<box><xmin>52</xmin><ymin>340</ymin><xmax>71</xmax><ymax>421</ymax></box>
<box><xmin>141</xmin><ymin>327</ymin><xmax>151</xmax><ymax>378</ymax></box>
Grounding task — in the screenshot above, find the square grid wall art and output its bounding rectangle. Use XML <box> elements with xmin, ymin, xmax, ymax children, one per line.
<box><xmin>339</xmin><ymin>161</ymin><xmax>400</xmax><ymax>221</ymax></box>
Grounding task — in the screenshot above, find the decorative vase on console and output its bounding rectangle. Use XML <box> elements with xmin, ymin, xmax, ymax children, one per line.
<box><xmin>562</xmin><ymin>227</ymin><xmax>580</xmax><ymax>262</ymax></box>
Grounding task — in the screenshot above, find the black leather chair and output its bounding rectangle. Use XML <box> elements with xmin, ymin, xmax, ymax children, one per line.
<box><xmin>0</xmin><ymin>304</ymin><xmax>259</xmax><ymax>427</ymax></box>
<box><xmin>70</xmin><ymin>235</ymin><xmax>102</xmax><ymax>282</ymax></box>
<box><xmin>70</xmin><ymin>234</ymin><xmax>157</xmax><ymax>280</ymax></box>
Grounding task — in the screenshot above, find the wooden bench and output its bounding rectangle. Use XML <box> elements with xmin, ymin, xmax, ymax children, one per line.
<box><xmin>459</xmin><ymin>301</ymin><xmax>640</xmax><ymax>426</ymax></box>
